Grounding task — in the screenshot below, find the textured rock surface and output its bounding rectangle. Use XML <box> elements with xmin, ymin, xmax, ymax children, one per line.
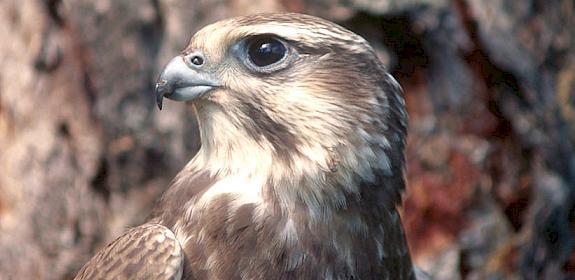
<box><xmin>0</xmin><ymin>0</ymin><xmax>573</xmax><ymax>279</ymax></box>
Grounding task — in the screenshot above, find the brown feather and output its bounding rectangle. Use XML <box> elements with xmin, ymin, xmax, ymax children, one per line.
<box><xmin>74</xmin><ymin>224</ymin><xmax>183</xmax><ymax>280</ymax></box>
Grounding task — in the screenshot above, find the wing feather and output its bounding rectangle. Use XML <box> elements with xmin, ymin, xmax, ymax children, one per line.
<box><xmin>74</xmin><ymin>223</ymin><xmax>184</xmax><ymax>280</ymax></box>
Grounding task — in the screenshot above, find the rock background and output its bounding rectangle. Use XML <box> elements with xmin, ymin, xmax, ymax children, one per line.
<box><xmin>0</xmin><ymin>0</ymin><xmax>573</xmax><ymax>279</ymax></box>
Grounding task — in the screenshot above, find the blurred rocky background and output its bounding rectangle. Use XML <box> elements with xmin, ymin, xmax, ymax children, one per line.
<box><xmin>0</xmin><ymin>0</ymin><xmax>573</xmax><ymax>279</ymax></box>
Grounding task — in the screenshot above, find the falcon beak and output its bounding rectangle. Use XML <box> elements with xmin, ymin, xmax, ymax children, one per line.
<box><xmin>154</xmin><ymin>56</ymin><xmax>220</xmax><ymax>110</ymax></box>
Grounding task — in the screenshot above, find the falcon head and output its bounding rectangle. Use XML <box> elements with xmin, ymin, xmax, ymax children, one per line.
<box><xmin>155</xmin><ymin>13</ymin><xmax>407</xmax><ymax>209</ymax></box>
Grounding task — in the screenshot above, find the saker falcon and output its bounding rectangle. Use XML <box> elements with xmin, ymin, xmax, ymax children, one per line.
<box><xmin>75</xmin><ymin>13</ymin><xmax>416</xmax><ymax>279</ymax></box>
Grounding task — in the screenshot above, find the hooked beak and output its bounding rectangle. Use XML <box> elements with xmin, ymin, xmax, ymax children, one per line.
<box><xmin>154</xmin><ymin>56</ymin><xmax>220</xmax><ymax>110</ymax></box>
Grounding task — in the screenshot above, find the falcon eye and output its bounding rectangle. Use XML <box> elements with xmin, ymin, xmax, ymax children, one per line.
<box><xmin>247</xmin><ymin>36</ymin><xmax>287</xmax><ymax>67</ymax></box>
<box><xmin>190</xmin><ymin>55</ymin><xmax>204</xmax><ymax>66</ymax></box>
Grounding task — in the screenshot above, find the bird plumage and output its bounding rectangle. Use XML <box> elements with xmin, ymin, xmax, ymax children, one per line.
<box><xmin>75</xmin><ymin>12</ymin><xmax>414</xmax><ymax>279</ymax></box>
<box><xmin>74</xmin><ymin>223</ymin><xmax>183</xmax><ymax>279</ymax></box>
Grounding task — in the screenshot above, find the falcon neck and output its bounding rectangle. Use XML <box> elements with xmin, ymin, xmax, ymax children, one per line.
<box><xmin>191</xmin><ymin>102</ymin><xmax>278</xmax><ymax>176</ymax></box>
<box><xmin>188</xmin><ymin>100</ymin><xmax>390</xmax><ymax>217</ymax></box>
<box><xmin>154</xmin><ymin>104</ymin><xmax>414</xmax><ymax>278</ymax></box>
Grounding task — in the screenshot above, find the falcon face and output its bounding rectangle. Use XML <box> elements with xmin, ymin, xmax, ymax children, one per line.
<box><xmin>78</xmin><ymin>13</ymin><xmax>413</xmax><ymax>280</ymax></box>
<box><xmin>155</xmin><ymin>14</ymin><xmax>404</xmax><ymax>173</ymax></box>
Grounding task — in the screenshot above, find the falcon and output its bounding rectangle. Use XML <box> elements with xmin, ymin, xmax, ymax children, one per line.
<box><xmin>75</xmin><ymin>13</ymin><xmax>415</xmax><ymax>279</ymax></box>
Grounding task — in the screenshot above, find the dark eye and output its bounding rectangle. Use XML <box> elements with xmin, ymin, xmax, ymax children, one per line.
<box><xmin>247</xmin><ymin>36</ymin><xmax>287</xmax><ymax>67</ymax></box>
<box><xmin>190</xmin><ymin>55</ymin><xmax>203</xmax><ymax>66</ymax></box>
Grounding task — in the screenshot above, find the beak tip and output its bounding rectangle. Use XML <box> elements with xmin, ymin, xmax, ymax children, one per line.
<box><xmin>155</xmin><ymin>80</ymin><xmax>168</xmax><ymax>111</ymax></box>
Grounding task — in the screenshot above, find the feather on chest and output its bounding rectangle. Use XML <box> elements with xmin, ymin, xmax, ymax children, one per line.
<box><xmin>152</xmin><ymin>166</ymin><xmax>412</xmax><ymax>280</ymax></box>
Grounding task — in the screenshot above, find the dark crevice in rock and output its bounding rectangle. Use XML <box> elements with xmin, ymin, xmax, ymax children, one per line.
<box><xmin>453</xmin><ymin>0</ymin><xmax>534</xmax><ymax>228</ymax></box>
<box><xmin>141</xmin><ymin>147</ymin><xmax>168</xmax><ymax>183</ymax></box>
<box><xmin>140</xmin><ymin>0</ymin><xmax>165</xmax><ymax>60</ymax></box>
<box><xmin>90</xmin><ymin>158</ymin><xmax>111</xmax><ymax>202</ymax></box>
<box><xmin>43</xmin><ymin>0</ymin><xmax>65</xmax><ymax>27</ymax></box>
<box><xmin>34</xmin><ymin>27</ymin><xmax>62</xmax><ymax>73</ymax></box>
<box><xmin>80</xmin><ymin>68</ymin><xmax>97</xmax><ymax>107</ymax></box>
<box><xmin>140</xmin><ymin>0</ymin><xmax>165</xmax><ymax>110</ymax></box>
<box><xmin>35</xmin><ymin>0</ymin><xmax>65</xmax><ymax>73</ymax></box>
<box><xmin>503</xmin><ymin>189</ymin><xmax>531</xmax><ymax>231</ymax></box>
<box><xmin>58</xmin><ymin>121</ymin><xmax>71</xmax><ymax>139</ymax></box>
<box><xmin>453</xmin><ymin>0</ymin><xmax>528</xmax><ymax>131</ymax></box>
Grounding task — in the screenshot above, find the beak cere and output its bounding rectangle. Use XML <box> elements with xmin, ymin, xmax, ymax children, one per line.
<box><xmin>154</xmin><ymin>56</ymin><xmax>220</xmax><ymax>110</ymax></box>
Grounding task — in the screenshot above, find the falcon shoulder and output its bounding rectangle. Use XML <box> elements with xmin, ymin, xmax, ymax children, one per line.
<box><xmin>74</xmin><ymin>223</ymin><xmax>184</xmax><ymax>280</ymax></box>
